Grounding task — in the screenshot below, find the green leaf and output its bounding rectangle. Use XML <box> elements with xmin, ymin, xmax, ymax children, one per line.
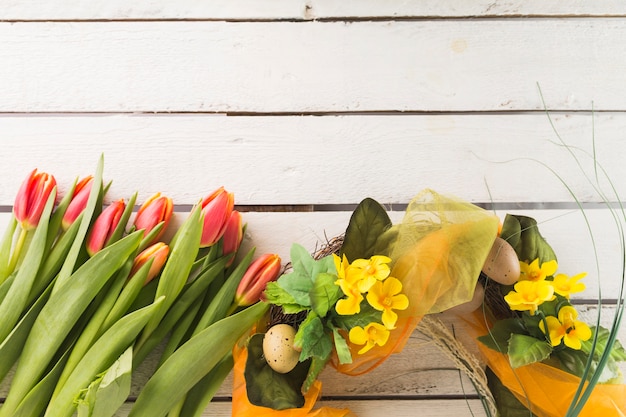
<box><xmin>0</xmin><ymin>216</ymin><xmax>17</xmax><ymax>283</ymax></box>
<box><xmin>477</xmin><ymin>318</ymin><xmax>528</xmax><ymax>353</ymax></box>
<box><xmin>508</xmin><ymin>334</ymin><xmax>552</xmax><ymax>368</ymax></box>
<box><xmin>263</xmin><ymin>282</ymin><xmax>302</xmax><ymax>311</ymax></box>
<box><xmin>310</xmin><ymin>272</ymin><xmax>342</xmax><ymax>318</ymax></box>
<box><xmin>500</xmin><ymin>214</ymin><xmax>557</xmax><ymax>264</ymax></box>
<box><xmin>341</xmin><ymin>198</ymin><xmax>392</xmax><ymax>262</ymax></box>
<box><xmin>244</xmin><ymin>333</ymin><xmax>310</xmax><ymax>410</ymax></box>
<box><xmin>331</xmin><ymin>326</ymin><xmax>352</xmax><ymax>365</ymax></box>
<box><xmin>128</xmin><ymin>302</ymin><xmax>269</xmax><ymax>417</ymax></box>
<box><xmin>581</xmin><ymin>326</ymin><xmax>626</xmax><ymax>362</ymax></box>
<box><xmin>75</xmin><ymin>346</ymin><xmax>133</xmax><ymax>417</ymax></box>
<box><xmin>486</xmin><ymin>367</ymin><xmax>538</xmax><ymax>417</ymax></box>
<box><xmin>0</xmin><ymin>190</ymin><xmax>55</xmax><ymax>343</ymax></box>
<box><xmin>46</xmin><ymin>296</ymin><xmax>165</xmax><ymax>417</ymax></box>
<box><xmin>274</xmin><ymin>272</ymin><xmax>314</xmax><ymax>307</ymax></box>
<box><xmin>179</xmin><ymin>353</ymin><xmax>234</xmax><ymax>417</ymax></box>
<box><xmin>331</xmin><ymin>302</ymin><xmax>383</xmax><ymax>331</ymax></box>
<box><xmin>139</xmin><ymin>204</ymin><xmax>202</xmax><ymax>347</ymax></box>
<box><xmin>302</xmin><ymin>355</ymin><xmax>329</xmax><ymax>394</ymax></box>
<box><xmin>0</xmin><ymin>231</ymin><xmax>142</xmax><ymax>417</ymax></box>
<box><xmin>294</xmin><ymin>313</ymin><xmax>333</xmax><ymax>362</ymax></box>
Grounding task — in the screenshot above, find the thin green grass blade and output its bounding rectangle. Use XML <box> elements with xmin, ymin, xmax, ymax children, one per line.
<box><xmin>128</xmin><ymin>302</ymin><xmax>269</xmax><ymax>417</ymax></box>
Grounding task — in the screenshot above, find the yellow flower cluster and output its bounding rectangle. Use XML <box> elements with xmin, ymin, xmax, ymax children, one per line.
<box><xmin>333</xmin><ymin>254</ymin><xmax>409</xmax><ymax>354</ymax></box>
<box><xmin>504</xmin><ymin>259</ymin><xmax>591</xmax><ymax>350</ymax></box>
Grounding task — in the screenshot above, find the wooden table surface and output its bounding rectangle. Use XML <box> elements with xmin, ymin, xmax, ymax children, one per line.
<box><xmin>1</xmin><ymin>1</ymin><xmax>625</xmax><ymax>416</ymax></box>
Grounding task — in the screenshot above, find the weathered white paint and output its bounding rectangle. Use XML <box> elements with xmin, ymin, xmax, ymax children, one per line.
<box><xmin>1</xmin><ymin>0</ymin><xmax>625</xmax><ymax>20</ymax></box>
<box><xmin>0</xmin><ymin>20</ymin><xmax>626</xmax><ymax>112</ymax></box>
<box><xmin>1</xmin><ymin>114</ymin><xmax>624</xmax><ymax>205</ymax></box>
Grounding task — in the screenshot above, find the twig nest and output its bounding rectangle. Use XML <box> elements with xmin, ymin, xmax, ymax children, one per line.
<box><xmin>481</xmin><ymin>237</ymin><xmax>520</xmax><ymax>285</ymax></box>
<box><xmin>263</xmin><ymin>324</ymin><xmax>300</xmax><ymax>374</ymax></box>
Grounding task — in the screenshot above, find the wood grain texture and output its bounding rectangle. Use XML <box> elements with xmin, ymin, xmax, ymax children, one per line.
<box><xmin>0</xmin><ymin>20</ymin><xmax>625</xmax><ymax>112</ymax></box>
<box><xmin>1</xmin><ymin>0</ymin><xmax>625</xmax><ymax>20</ymax></box>
<box><xmin>1</xmin><ymin>114</ymin><xmax>625</xmax><ymax>205</ymax></box>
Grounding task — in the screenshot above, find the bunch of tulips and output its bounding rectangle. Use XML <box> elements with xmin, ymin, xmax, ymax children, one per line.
<box><xmin>0</xmin><ymin>156</ymin><xmax>281</xmax><ymax>417</ymax></box>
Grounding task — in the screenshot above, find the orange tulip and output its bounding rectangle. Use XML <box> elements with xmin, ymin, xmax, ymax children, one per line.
<box><xmin>129</xmin><ymin>242</ymin><xmax>170</xmax><ymax>285</ymax></box>
<box><xmin>222</xmin><ymin>210</ymin><xmax>243</xmax><ymax>265</ymax></box>
<box><xmin>61</xmin><ymin>176</ymin><xmax>94</xmax><ymax>230</ymax></box>
<box><xmin>199</xmin><ymin>187</ymin><xmax>234</xmax><ymax>248</ymax></box>
<box><xmin>235</xmin><ymin>254</ymin><xmax>281</xmax><ymax>307</ymax></box>
<box><xmin>86</xmin><ymin>199</ymin><xmax>126</xmax><ymax>256</ymax></box>
<box><xmin>13</xmin><ymin>169</ymin><xmax>57</xmax><ymax>230</ymax></box>
<box><xmin>133</xmin><ymin>192</ymin><xmax>174</xmax><ymax>244</ymax></box>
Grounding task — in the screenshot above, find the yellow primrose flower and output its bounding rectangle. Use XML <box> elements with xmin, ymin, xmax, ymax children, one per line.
<box><xmin>552</xmin><ymin>272</ymin><xmax>586</xmax><ymax>299</ymax></box>
<box><xmin>348</xmin><ymin>322</ymin><xmax>390</xmax><ymax>354</ymax></box>
<box><xmin>539</xmin><ymin>305</ymin><xmax>592</xmax><ymax>350</ymax></box>
<box><xmin>335</xmin><ymin>278</ymin><xmax>364</xmax><ymax>315</ymax></box>
<box><xmin>519</xmin><ymin>259</ymin><xmax>558</xmax><ymax>282</ymax></box>
<box><xmin>504</xmin><ymin>280</ymin><xmax>555</xmax><ymax>315</ymax></box>
<box><xmin>349</xmin><ymin>255</ymin><xmax>392</xmax><ymax>293</ymax></box>
<box><xmin>366</xmin><ymin>276</ymin><xmax>409</xmax><ymax>329</ymax></box>
<box><xmin>333</xmin><ymin>253</ymin><xmax>349</xmax><ymax>280</ymax></box>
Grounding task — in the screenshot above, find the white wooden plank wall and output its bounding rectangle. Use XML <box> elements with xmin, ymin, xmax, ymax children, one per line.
<box><xmin>1</xmin><ymin>2</ymin><xmax>625</xmax><ymax>416</ymax></box>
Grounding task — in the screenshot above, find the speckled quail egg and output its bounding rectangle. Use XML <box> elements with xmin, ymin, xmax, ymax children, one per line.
<box><xmin>481</xmin><ymin>237</ymin><xmax>520</xmax><ymax>285</ymax></box>
<box><xmin>262</xmin><ymin>324</ymin><xmax>300</xmax><ymax>374</ymax></box>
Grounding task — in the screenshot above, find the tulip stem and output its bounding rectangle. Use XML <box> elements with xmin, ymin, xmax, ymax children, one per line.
<box><xmin>7</xmin><ymin>227</ymin><xmax>28</xmax><ymax>274</ymax></box>
<box><xmin>225</xmin><ymin>302</ymin><xmax>239</xmax><ymax>317</ymax></box>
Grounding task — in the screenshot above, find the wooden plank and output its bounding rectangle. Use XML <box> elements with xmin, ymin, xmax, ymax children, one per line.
<box><xmin>1</xmin><ymin>0</ymin><xmax>625</xmax><ymax>20</ymax></box>
<box><xmin>112</xmin><ymin>399</ymin><xmax>490</xmax><ymax>417</ymax></box>
<box><xmin>1</xmin><ymin>207</ymin><xmax>625</xmax><ymax>297</ymax></box>
<box><xmin>0</xmin><ymin>20</ymin><xmax>625</xmax><ymax>112</ymax></box>
<box><xmin>1</xmin><ymin>114</ymin><xmax>625</xmax><ymax>205</ymax></box>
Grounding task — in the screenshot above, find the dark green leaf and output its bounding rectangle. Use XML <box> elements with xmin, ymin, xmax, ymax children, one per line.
<box><xmin>341</xmin><ymin>198</ymin><xmax>392</xmax><ymax>262</ymax></box>
<box><xmin>508</xmin><ymin>334</ymin><xmax>552</xmax><ymax>368</ymax></box>
<box><xmin>244</xmin><ymin>334</ymin><xmax>310</xmax><ymax>410</ymax></box>
<box><xmin>477</xmin><ymin>318</ymin><xmax>527</xmax><ymax>353</ymax></box>
<box><xmin>500</xmin><ymin>215</ymin><xmax>557</xmax><ymax>264</ymax></box>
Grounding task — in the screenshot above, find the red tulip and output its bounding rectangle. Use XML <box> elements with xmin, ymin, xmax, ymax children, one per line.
<box><xmin>235</xmin><ymin>254</ymin><xmax>281</xmax><ymax>307</ymax></box>
<box><xmin>13</xmin><ymin>169</ymin><xmax>57</xmax><ymax>230</ymax></box>
<box><xmin>61</xmin><ymin>176</ymin><xmax>94</xmax><ymax>230</ymax></box>
<box><xmin>129</xmin><ymin>242</ymin><xmax>170</xmax><ymax>285</ymax></box>
<box><xmin>222</xmin><ymin>210</ymin><xmax>243</xmax><ymax>265</ymax></box>
<box><xmin>199</xmin><ymin>187</ymin><xmax>234</xmax><ymax>248</ymax></box>
<box><xmin>86</xmin><ymin>199</ymin><xmax>125</xmax><ymax>256</ymax></box>
<box><xmin>133</xmin><ymin>192</ymin><xmax>174</xmax><ymax>244</ymax></box>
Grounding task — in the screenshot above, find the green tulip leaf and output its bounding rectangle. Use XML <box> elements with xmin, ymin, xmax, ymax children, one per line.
<box><xmin>508</xmin><ymin>334</ymin><xmax>552</xmax><ymax>369</ymax></box>
<box><xmin>244</xmin><ymin>333</ymin><xmax>311</xmax><ymax>410</ymax></box>
<box><xmin>75</xmin><ymin>346</ymin><xmax>133</xmax><ymax>417</ymax></box>
<box><xmin>341</xmin><ymin>198</ymin><xmax>392</xmax><ymax>262</ymax></box>
<box><xmin>500</xmin><ymin>214</ymin><xmax>557</xmax><ymax>264</ymax></box>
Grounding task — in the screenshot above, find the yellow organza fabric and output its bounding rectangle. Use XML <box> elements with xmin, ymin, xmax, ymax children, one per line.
<box><xmin>463</xmin><ymin>310</ymin><xmax>626</xmax><ymax>417</ymax></box>
<box><xmin>334</xmin><ymin>189</ymin><xmax>499</xmax><ymax>375</ymax></box>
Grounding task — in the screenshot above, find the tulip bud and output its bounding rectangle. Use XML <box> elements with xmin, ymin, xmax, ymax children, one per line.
<box><xmin>235</xmin><ymin>254</ymin><xmax>281</xmax><ymax>307</ymax></box>
<box><xmin>129</xmin><ymin>242</ymin><xmax>170</xmax><ymax>285</ymax></box>
<box><xmin>199</xmin><ymin>187</ymin><xmax>234</xmax><ymax>248</ymax></box>
<box><xmin>61</xmin><ymin>176</ymin><xmax>94</xmax><ymax>230</ymax></box>
<box><xmin>222</xmin><ymin>210</ymin><xmax>243</xmax><ymax>265</ymax></box>
<box><xmin>86</xmin><ymin>199</ymin><xmax>126</xmax><ymax>256</ymax></box>
<box><xmin>13</xmin><ymin>169</ymin><xmax>57</xmax><ymax>230</ymax></box>
<box><xmin>133</xmin><ymin>192</ymin><xmax>174</xmax><ymax>244</ymax></box>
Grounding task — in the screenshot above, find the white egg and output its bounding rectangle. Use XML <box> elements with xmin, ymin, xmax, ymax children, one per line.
<box><xmin>481</xmin><ymin>237</ymin><xmax>520</xmax><ymax>285</ymax></box>
<box><xmin>262</xmin><ymin>324</ymin><xmax>300</xmax><ymax>374</ymax></box>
